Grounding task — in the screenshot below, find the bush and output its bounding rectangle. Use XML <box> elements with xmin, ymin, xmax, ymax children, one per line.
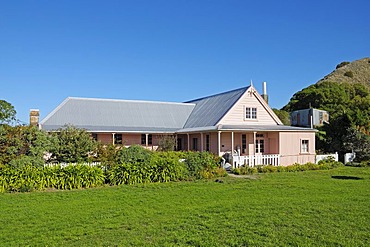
<box><xmin>157</xmin><ymin>135</ymin><xmax>177</xmax><ymax>151</ymax></box>
<box><xmin>232</xmin><ymin>159</ymin><xmax>344</xmax><ymax>175</ymax></box>
<box><xmin>115</xmin><ymin>145</ymin><xmax>152</xmax><ymax>165</ymax></box>
<box><xmin>336</xmin><ymin>61</ymin><xmax>350</xmax><ymax>69</ymax></box>
<box><xmin>50</xmin><ymin>125</ymin><xmax>99</xmax><ymax>163</ymax></box>
<box><xmin>183</xmin><ymin>152</ymin><xmax>220</xmax><ymax>179</ymax></box>
<box><xmin>0</xmin><ymin>164</ymin><xmax>105</xmax><ymax>192</ymax></box>
<box><xmin>344</xmin><ymin>71</ymin><xmax>354</xmax><ymax>78</ymax></box>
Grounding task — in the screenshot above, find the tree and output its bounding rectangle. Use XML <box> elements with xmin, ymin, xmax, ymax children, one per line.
<box><xmin>0</xmin><ymin>125</ymin><xmax>51</xmax><ymax>167</ymax></box>
<box><xmin>272</xmin><ymin>108</ymin><xmax>290</xmax><ymax>125</ymax></box>
<box><xmin>0</xmin><ymin>100</ymin><xmax>16</xmax><ymax>124</ymax></box>
<box><xmin>49</xmin><ymin>125</ymin><xmax>98</xmax><ymax>163</ymax></box>
<box><xmin>343</xmin><ymin>127</ymin><xmax>370</xmax><ymax>162</ymax></box>
<box><xmin>157</xmin><ymin>135</ymin><xmax>177</xmax><ymax>151</ymax></box>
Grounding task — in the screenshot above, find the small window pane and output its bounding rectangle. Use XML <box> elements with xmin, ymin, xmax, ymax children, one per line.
<box><xmin>245</xmin><ymin>107</ymin><xmax>257</xmax><ymax>119</ymax></box>
<box><xmin>114</xmin><ymin>134</ymin><xmax>122</xmax><ymax>144</ymax></box>
<box><xmin>301</xmin><ymin>140</ymin><xmax>309</xmax><ymax>153</ymax></box>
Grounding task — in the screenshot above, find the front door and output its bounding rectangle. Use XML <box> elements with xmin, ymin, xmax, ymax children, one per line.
<box><xmin>255</xmin><ymin>134</ymin><xmax>265</xmax><ymax>154</ymax></box>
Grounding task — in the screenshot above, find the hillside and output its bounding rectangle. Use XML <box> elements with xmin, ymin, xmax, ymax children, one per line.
<box><xmin>318</xmin><ymin>57</ymin><xmax>370</xmax><ymax>87</ymax></box>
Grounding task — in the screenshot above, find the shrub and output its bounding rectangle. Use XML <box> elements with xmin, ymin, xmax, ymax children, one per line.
<box><xmin>157</xmin><ymin>135</ymin><xmax>177</xmax><ymax>151</ymax></box>
<box><xmin>115</xmin><ymin>145</ymin><xmax>152</xmax><ymax>165</ymax></box>
<box><xmin>344</xmin><ymin>71</ymin><xmax>354</xmax><ymax>78</ymax></box>
<box><xmin>50</xmin><ymin>125</ymin><xmax>99</xmax><ymax>163</ymax></box>
<box><xmin>183</xmin><ymin>152</ymin><xmax>219</xmax><ymax>179</ymax></box>
<box><xmin>9</xmin><ymin>155</ymin><xmax>44</xmax><ymax>169</ymax></box>
<box><xmin>336</xmin><ymin>61</ymin><xmax>350</xmax><ymax>69</ymax></box>
<box><xmin>0</xmin><ymin>164</ymin><xmax>105</xmax><ymax>192</ymax></box>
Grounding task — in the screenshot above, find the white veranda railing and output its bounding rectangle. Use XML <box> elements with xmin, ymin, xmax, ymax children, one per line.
<box><xmin>232</xmin><ymin>154</ymin><xmax>280</xmax><ymax>168</ymax></box>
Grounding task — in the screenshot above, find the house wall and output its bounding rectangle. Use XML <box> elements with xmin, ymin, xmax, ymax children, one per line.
<box><xmin>97</xmin><ymin>133</ymin><xmax>113</xmax><ymax>144</ymax></box>
<box><xmin>122</xmin><ymin>134</ymin><xmax>141</xmax><ymax>146</ymax></box>
<box><xmin>94</xmin><ymin>133</ymin><xmax>165</xmax><ymax>151</ymax></box>
<box><xmin>218</xmin><ymin>90</ymin><xmax>278</xmax><ymax>126</ymax></box>
<box><xmin>279</xmin><ymin>131</ymin><xmax>316</xmax><ymax>166</ymax></box>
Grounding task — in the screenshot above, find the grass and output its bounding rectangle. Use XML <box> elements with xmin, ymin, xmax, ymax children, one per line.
<box><xmin>0</xmin><ymin>166</ymin><xmax>369</xmax><ymax>246</ymax></box>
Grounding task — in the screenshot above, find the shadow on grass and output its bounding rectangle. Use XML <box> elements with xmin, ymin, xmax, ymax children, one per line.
<box><xmin>331</xmin><ymin>175</ymin><xmax>363</xmax><ymax>180</ymax></box>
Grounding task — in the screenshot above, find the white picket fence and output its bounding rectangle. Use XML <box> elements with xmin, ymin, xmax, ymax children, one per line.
<box><xmin>315</xmin><ymin>153</ymin><xmax>338</xmax><ymax>164</ymax></box>
<box><xmin>232</xmin><ymin>154</ymin><xmax>280</xmax><ymax>168</ymax></box>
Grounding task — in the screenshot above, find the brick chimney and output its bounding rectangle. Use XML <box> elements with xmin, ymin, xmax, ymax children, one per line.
<box><xmin>30</xmin><ymin>109</ymin><xmax>40</xmax><ymax>126</ymax></box>
<box><xmin>262</xmin><ymin>82</ymin><xmax>269</xmax><ymax>104</ymax></box>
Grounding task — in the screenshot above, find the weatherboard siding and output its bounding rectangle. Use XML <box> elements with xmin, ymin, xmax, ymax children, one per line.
<box><xmin>279</xmin><ymin>132</ymin><xmax>315</xmax><ymax>166</ymax></box>
<box><xmin>97</xmin><ymin>134</ymin><xmax>113</xmax><ymax>144</ymax></box>
<box><xmin>218</xmin><ymin>90</ymin><xmax>277</xmax><ymax>126</ymax></box>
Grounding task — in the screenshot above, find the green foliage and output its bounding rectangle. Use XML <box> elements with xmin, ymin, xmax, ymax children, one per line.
<box><xmin>0</xmin><ymin>100</ymin><xmax>16</xmax><ymax>124</ymax></box>
<box><xmin>344</xmin><ymin>71</ymin><xmax>354</xmax><ymax>78</ymax></box>
<box><xmin>272</xmin><ymin>108</ymin><xmax>290</xmax><ymax>125</ymax></box>
<box><xmin>107</xmin><ymin>151</ymin><xmax>222</xmax><ymax>185</ymax></box>
<box><xmin>0</xmin><ymin>164</ymin><xmax>105</xmax><ymax>192</ymax></box>
<box><xmin>183</xmin><ymin>151</ymin><xmax>220</xmax><ymax>179</ymax></box>
<box><xmin>115</xmin><ymin>145</ymin><xmax>152</xmax><ymax>165</ymax></box>
<box><xmin>343</xmin><ymin>127</ymin><xmax>370</xmax><ymax>161</ymax></box>
<box><xmin>233</xmin><ymin>159</ymin><xmax>344</xmax><ymax>175</ymax></box>
<box><xmin>50</xmin><ymin>125</ymin><xmax>98</xmax><ymax>163</ymax></box>
<box><xmin>336</xmin><ymin>61</ymin><xmax>350</xmax><ymax>69</ymax></box>
<box><xmin>96</xmin><ymin>143</ymin><xmax>119</xmax><ymax>168</ymax></box>
<box><xmin>0</xmin><ymin>125</ymin><xmax>51</xmax><ymax>166</ymax></box>
<box><xmin>157</xmin><ymin>135</ymin><xmax>177</xmax><ymax>151</ymax></box>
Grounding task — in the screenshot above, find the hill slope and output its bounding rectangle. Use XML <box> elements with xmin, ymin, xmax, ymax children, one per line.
<box><xmin>318</xmin><ymin>57</ymin><xmax>370</xmax><ymax>87</ymax></box>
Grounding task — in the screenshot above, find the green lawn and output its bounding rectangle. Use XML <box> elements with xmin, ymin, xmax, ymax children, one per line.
<box><xmin>1</xmin><ymin>166</ymin><xmax>369</xmax><ymax>246</ymax></box>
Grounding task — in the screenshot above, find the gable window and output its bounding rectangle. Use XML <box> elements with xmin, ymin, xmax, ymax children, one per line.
<box><xmin>301</xmin><ymin>140</ymin><xmax>309</xmax><ymax>153</ymax></box>
<box><xmin>114</xmin><ymin>134</ymin><xmax>122</xmax><ymax>145</ymax></box>
<box><xmin>245</xmin><ymin>107</ymin><xmax>257</xmax><ymax>120</ymax></box>
<box><xmin>141</xmin><ymin>134</ymin><xmax>152</xmax><ymax>145</ymax></box>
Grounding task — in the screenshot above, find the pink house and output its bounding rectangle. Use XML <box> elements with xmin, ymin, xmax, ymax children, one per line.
<box><xmin>40</xmin><ymin>83</ymin><xmax>316</xmax><ymax>166</ymax></box>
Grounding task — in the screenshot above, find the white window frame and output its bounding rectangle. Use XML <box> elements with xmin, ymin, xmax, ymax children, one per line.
<box><xmin>245</xmin><ymin>106</ymin><xmax>257</xmax><ymax>120</ymax></box>
<box><xmin>301</xmin><ymin>139</ymin><xmax>309</xmax><ymax>153</ymax></box>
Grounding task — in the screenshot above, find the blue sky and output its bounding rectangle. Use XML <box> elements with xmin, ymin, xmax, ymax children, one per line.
<box><xmin>1</xmin><ymin>0</ymin><xmax>369</xmax><ymax>124</ymax></box>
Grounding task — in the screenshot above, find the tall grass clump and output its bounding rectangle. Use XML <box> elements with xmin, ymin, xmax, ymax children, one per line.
<box><xmin>0</xmin><ymin>164</ymin><xmax>105</xmax><ymax>192</ymax></box>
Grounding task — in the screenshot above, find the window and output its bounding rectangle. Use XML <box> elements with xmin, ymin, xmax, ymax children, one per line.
<box><xmin>301</xmin><ymin>140</ymin><xmax>309</xmax><ymax>153</ymax></box>
<box><xmin>91</xmin><ymin>133</ymin><xmax>98</xmax><ymax>141</ymax></box>
<box><xmin>192</xmin><ymin>138</ymin><xmax>198</xmax><ymax>151</ymax></box>
<box><xmin>177</xmin><ymin>138</ymin><xmax>182</xmax><ymax>151</ymax></box>
<box><xmin>245</xmin><ymin>107</ymin><xmax>257</xmax><ymax>119</ymax></box>
<box><xmin>255</xmin><ymin>139</ymin><xmax>264</xmax><ymax>153</ymax></box>
<box><xmin>206</xmin><ymin>135</ymin><xmax>210</xmax><ymax>152</ymax></box>
<box><xmin>242</xmin><ymin>134</ymin><xmax>247</xmax><ymax>154</ymax></box>
<box><xmin>114</xmin><ymin>134</ymin><xmax>122</xmax><ymax>145</ymax></box>
<box><xmin>141</xmin><ymin>134</ymin><xmax>152</xmax><ymax>145</ymax></box>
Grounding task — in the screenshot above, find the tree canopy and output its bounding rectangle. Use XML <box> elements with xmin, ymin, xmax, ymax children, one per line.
<box><xmin>0</xmin><ymin>100</ymin><xmax>16</xmax><ymax>124</ymax></box>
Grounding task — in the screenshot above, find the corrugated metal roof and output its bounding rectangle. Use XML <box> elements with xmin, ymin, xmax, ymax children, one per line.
<box><xmin>219</xmin><ymin>125</ymin><xmax>317</xmax><ymax>132</ymax></box>
<box><xmin>183</xmin><ymin>87</ymin><xmax>248</xmax><ymax>128</ymax></box>
<box><xmin>41</xmin><ymin>97</ymin><xmax>195</xmax><ymax>132</ymax></box>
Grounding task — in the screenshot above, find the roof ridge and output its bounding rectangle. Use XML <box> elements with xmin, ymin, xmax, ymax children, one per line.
<box><xmin>67</xmin><ymin>97</ymin><xmax>195</xmax><ymax>106</ymax></box>
<box><xmin>184</xmin><ymin>86</ymin><xmax>249</xmax><ymax>103</ymax></box>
